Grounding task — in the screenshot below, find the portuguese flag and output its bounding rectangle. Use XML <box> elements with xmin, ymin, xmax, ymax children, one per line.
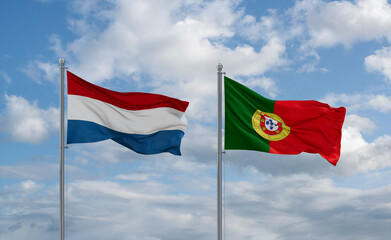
<box><xmin>224</xmin><ymin>76</ymin><xmax>346</xmax><ymax>165</ymax></box>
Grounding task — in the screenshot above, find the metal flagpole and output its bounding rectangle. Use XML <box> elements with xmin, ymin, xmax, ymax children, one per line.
<box><xmin>217</xmin><ymin>63</ymin><xmax>223</xmax><ymax>240</ymax></box>
<box><xmin>59</xmin><ymin>58</ymin><xmax>65</xmax><ymax>240</ymax></box>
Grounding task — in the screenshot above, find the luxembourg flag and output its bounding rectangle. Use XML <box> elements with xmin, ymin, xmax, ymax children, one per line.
<box><xmin>67</xmin><ymin>71</ymin><xmax>189</xmax><ymax>155</ymax></box>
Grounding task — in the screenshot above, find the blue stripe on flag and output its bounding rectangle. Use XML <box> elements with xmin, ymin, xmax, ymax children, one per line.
<box><xmin>67</xmin><ymin>120</ymin><xmax>185</xmax><ymax>155</ymax></box>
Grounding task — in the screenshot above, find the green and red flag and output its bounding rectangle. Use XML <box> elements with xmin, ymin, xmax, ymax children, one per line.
<box><xmin>224</xmin><ymin>76</ymin><xmax>346</xmax><ymax>165</ymax></box>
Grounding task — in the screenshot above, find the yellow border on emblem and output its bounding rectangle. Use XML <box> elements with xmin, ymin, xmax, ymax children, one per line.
<box><xmin>251</xmin><ymin>110</ymin><xmax>291</xmax><ymax>141</ymax></box>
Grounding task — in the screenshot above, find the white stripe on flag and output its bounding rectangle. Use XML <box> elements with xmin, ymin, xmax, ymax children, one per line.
<box><xmin>68</xmin><ymin>95</ymin><xmax>187</xmax><ymax>135</ymax></box>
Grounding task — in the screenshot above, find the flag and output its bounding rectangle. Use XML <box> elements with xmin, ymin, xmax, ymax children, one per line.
<box><xmin>67</xmin><ymin>71</ymin><xmax>189</xmax><ymax>155</ymax></box>
<box><xmin>224</xmin><ymin>76</ymin><xmax>346</xmax><ymax>165</ymax></box>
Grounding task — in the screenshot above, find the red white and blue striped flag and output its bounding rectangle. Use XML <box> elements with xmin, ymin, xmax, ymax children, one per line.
<box><xmin>67</xmin><ymin>71</ymin><xmax>189</xmax><ymax>155</ymax></box>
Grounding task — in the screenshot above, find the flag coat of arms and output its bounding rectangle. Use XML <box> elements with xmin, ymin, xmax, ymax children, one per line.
<box><xmin>224</xmin><ymin>76</ymin><xmax>346</xmax><ymax>165</ymax></box>
<box><xmin>67</xmin><ymin>71</ymin><xmax>189</xmax><ymax>155</ymax></box>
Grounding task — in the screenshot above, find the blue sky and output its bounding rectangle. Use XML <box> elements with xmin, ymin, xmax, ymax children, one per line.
<box><xmin>1</xmin><ymin>0</ymin><xmax>391</xmax><ymax>239</ymax></box>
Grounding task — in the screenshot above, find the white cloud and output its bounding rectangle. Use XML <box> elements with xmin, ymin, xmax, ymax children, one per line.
<box><xmin>245</xmin><ymin>77</ymin><xmax>279</xmax><ymax>98</ymax></box>
<box><xmin>0</xmin><ymin>70</ymin><xmax>12</xmax><ymax>83</ymax></box>
<box><xmin>337</xmin><ymin>114</ymin><xmax>391</xmax><ymax>175</ymax></box>
<box><xmin>181</xmin><ymin>123</ymin><xmax>217</xmax><ymax>158</ymax></box>
<box><xmin>68</xmin><ymin>140</ymin><xmax>142</xmax><ymax>164</ymax></box>
<box><xmin>222</xmin><ymin>36</ymin><xmax>286</xmax><ymax>77</ymax></box>
<box><xmin>294</xmin><ymin>0</ymin><xmax>391</xmax><ymax>48</ymax></box>
<box><xmin>297</xmin><ymin>61</ymin><xmax>329</xmax><ymax>73</ymax></box>
<box><xmin>19</xmin><ymin>60</ymin><xmax>58</xmax><ymax>83</ymax></box>
<box><xmin>224</xmin><ymin>174</ymin><xmax>391</xmax><ymax>240</ymax></box>
<box><xmin>0</xmin><ymin>162</ymin><xmax>63</xmax><ymax>180</ymax></box>
<box><xmin>5</xmin><ymin>170</ymin><xmax>390</xmax><ymax>240</ymax></box>
<box><xmin>320</xmin><ymin>93</ymin><xmax>391</xmax><ymax>113</ymax></box>
<box><xmin>66</xmin><ymin>0</ymin><xmax>283</xmax><ymax>83</ymax></box>
<box><xmin>320</xmin><ymin>93</ymin><xmax>362</xmax><ymax>109</ymax></box>
<box><xmin>289</xmin><ymin>0</ymin><xmax>391</xmax><ymax>78</ymax></box>
<box><xmin>365</xmin><ymin>46</ymin><xmax>391</xmax><ymax>83</ymax></box>
<box><xmin>237</xmin><ymin>10</ymin><xmax>283</xmax><ymax>43</ymax></box>
<box><xmin>368</xmin><ymin>94</ymin><xmax>391</xmax><ymax>113</ymax></box>
<box><xmin>0</xmin><ymin>94</ymin><xmax>59</xmax><ymax>144</ymax></box>
<box><xmin>52</xmin><ymin>0</ymin><xmax>287</xmax><ymax>125</ymax></box>
<box><xmin>4</xmin><ymin>180</ymin><xmax>43</xmax><ymax>196</ymax></box>
<box><xmin>115</xmin><ymin>173</ymin><xmax>157</xmax><ymax>181</ymax></box>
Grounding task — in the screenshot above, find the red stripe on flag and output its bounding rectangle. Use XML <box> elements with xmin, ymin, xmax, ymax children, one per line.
<box><xmin>67</xmin><ymin>71</ymin><xmax>189</xmax><ymax>112</ymax></box>
<box><xmin>270</xmin><ymin>100</ymin><xmax>346</xmax><ymax>165</ymax></box>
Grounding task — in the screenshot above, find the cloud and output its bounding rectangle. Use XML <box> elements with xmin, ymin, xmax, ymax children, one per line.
<box><xmin>0</xmin><ymin>216</ymin><xmax>58</xmax><ymax>240</ymax></box>
<box><xmin>0</xmin><ymin>70</ymin><xmax>12</xmax><ymax>83</ymax></box>
<box><xmin>243</xmin><ymin>77</ymin><xmax>279</xmax><ymax>98</ymax></box>
<box><xmin>0</xmin><ymin>94</ymin><xmax>59</xmax><ymax>144</ymax></box>
<box><xmin>368</xmin><ymin>95</ymin><xmax>391</xmax><ymax>113</ymax></box>
<box><xmin>365</xmin><ymin>46</ymin><xmax>391</xmax><ymax>83</ymax></box>
<box><xmin>115</xmin><ymin>173</ymin><xmax>157</xmax><ymax>181</ymax></box>
<box><xmin>296</xmin><ymin>61</ymin><xmax>329</xmax><ymax>73</ymax></box>
<box><xmin>224</xmin><ymin>174</ymin><xmax>391</xmax><ymax>240</ymax></box>
<box><xmin>3</xmin><ymin>180</ymin><xmax>43</xmax><ymax>196</ymax></box>
<box><xmin>2</xmin><ymin>168</ymin><xmax>391</xmax><ymax>240</ymax></box>
<box><xmin>337</xmin><ymin>114</ymin><xmax>391</xmax><ymax>175</ymax></box>
<box><xmin>0</xmin><ymin>162</ymin><xmax>62</xmax><ymax>180</ymax></box>
<box><xmin>320</xmin><ymin>93</ymin><xmax>391</xmax><ymax>113</ymax></box>
<box><xmin>181</xmin><ymin>123</ymin><xmax>217</xmax><ymax>160</ymax></box>
<box><xmin>19</xmin><ymin>60</ymin><xmax>58</xmax><ymax>83</ymax></box>
<box><xmin>51</xmin><ymin>0</ymin><xmax>287</xmax><ymax>126</ymax></box>
<box><xmin>293</xmin><ymin>0</ymin><xmax>391</xmax><ymax>48</ymax></box>
<box><xmin>0</xmin><ymin>153</ymin><xmax>217</xmax><ymax>239</ymax></box>
<box><xmin>63</xmin><ymin>178</ymin><xmax>215</xmax><ymax>240</ymax></box>
<box><xmin>289</xmin><ymin>0</ymin><xmax>391</xmax><ymax>80</ymax></box>
<box><xmin>237</xmin><ymin>12</ymin><xmax>282</xmax><ymax>43</ymax></box>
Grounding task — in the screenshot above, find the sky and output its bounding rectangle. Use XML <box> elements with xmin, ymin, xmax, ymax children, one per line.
<box><xmin>1</xmin><ymin>0</ymin><xmax>391</xmax><ymax>239</ymax></box>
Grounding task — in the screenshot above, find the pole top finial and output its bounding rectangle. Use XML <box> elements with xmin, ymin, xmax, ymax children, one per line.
<box><xmin>217</xmin><ymin>63</ymin><xmax>223</xmax><ymax>71</ymax></box>
<box><xmin>59</xmin><ymin>58</ymin><xmax>65</xmax><ymax>65</ymax></box>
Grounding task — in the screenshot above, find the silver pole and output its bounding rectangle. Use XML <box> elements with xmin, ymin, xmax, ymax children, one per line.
<box><xmin>217</xmin><ymin>63</ymin><xmax>223</xmax><ymax>240</ymax></box>
<box><xmin>59</xmin><ymin>58</ymin><xmax>65</xmax><ymax>240</ymax></box>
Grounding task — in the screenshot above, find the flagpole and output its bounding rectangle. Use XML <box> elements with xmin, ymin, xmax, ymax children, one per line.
<box><xmin>217</xmin><ymin>63</ymin><xmax>223</xmax><ymax>240</ymax></box>
<box><xmin>59</xmin><ymin>58</ymin><xmax>65</xmax><ymax>240</ymax></box>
